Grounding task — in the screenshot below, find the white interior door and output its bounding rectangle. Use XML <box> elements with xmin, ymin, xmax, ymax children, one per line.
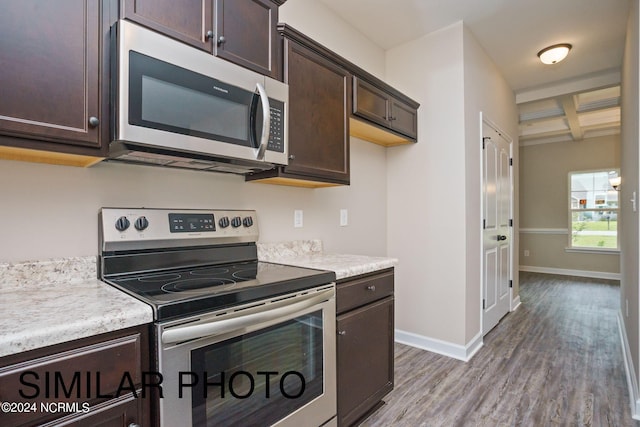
<box><xmin>482</xmin><ymin>121</ymin><xmax>512</xmax><ymax>335</ymax></box>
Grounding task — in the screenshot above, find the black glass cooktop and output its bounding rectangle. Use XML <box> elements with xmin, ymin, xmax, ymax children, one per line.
<box><xmin>105</xmin><ymin>261</ymin><xmax>336</xmax><ymax>322</ymax></box>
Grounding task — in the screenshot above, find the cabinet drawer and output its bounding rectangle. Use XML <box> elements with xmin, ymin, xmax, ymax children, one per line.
<box><xmin>336</xmin><ymin>270</ymin><xmax>394</xmax><ymax>314</ymax></box>
<box><xmin>0</xmin><ymin>333</ymin><xmax>142</xmax><ymax>427</ymax></box>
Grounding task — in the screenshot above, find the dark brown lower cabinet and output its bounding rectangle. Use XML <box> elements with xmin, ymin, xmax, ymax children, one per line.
<box><xmin>0</xmin><ymin>325</ymin><xmax>151</xmax><ymax>427</ymax></box>
<box><xmin>43</xmin><ymin>393</ymin><xmax>143</xmax><ymax>427</ymax></box>
<box><xmin>336</xmin><ymin>269</ymin><xmax>394</xmax><ymax>426</ymax></box>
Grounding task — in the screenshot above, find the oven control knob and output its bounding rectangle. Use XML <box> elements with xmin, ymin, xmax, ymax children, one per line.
<box><xmin>218</xmin><ymin>216</ymin><xmax>230</xmax><ymax>228</ymax></box>
<box><xmin>243</xmin><ymin>216</ymin><xmax>254</xmax><ymax>227</ymax></box>
<box><xmin>231</xmin><ymin>216</ymin><xmax>242</xmax><ymax>228</ymax></box>
<box><xmin>134</xmin><ymin>216</ymin><xmax>149</xmax><ymax>231</ymax></box>
<box><xmin>115</xmin><ymin>216</ymin><xmax>130</xmax><ymax>231</ymax></box>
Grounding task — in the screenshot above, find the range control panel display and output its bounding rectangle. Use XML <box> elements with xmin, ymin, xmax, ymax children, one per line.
<box><xmin>169</xmin><ymin>213</ymin><xmax>215</xmax><ymax>233</ymax></box>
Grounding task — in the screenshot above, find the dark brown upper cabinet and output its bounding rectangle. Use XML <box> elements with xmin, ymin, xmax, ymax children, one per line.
<box><xmin>0</xmin><ymin>0</ymin><xmax>112</xmax><ymax>166</ymax></box>
<box><xmin>351</xmin><ymin>76</ymin><xmax>419</xmax><ymax>146</ymax></box>
<box><xmin>121</xmin><ymin>0</ymin><xmax>214</xmax><ymax>52</ymax></box>
<box><xmin>122</xmin><ymin>0</ymin><xmax>283</xmax><ymax>80</ymax></box>
<box><xmin>215</xmin><ymin>0</ymin><xmax>281</xmax><ymax>78</ymax></box>
<box><xmin>246</xmin><ymin>24</ymin><xmax>350</xmax><ymax>187</ymax></box>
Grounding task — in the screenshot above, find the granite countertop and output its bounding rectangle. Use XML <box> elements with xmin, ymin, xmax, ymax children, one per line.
<box><xmin>0</xmin><ymin>241</ymin><xmax>392</xmax><ymax>358</ymax></box>
<box><xmin>258</xmin><ymin>239</ymin><xmax>397</xmax><ymax>280</ymax></box>
<box><xmin>0</xmin><ymin>257</ymin><xmax>153</xmax><ymax>358</ymax></box>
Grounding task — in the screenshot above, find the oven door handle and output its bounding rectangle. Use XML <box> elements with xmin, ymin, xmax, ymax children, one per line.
<box><xmin>162</xmin><ymin>289</ymin><xmax>333</xmax><ymax>344</ymax></box>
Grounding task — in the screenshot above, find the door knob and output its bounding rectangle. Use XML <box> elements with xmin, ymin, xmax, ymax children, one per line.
<box><xmin>497</xmin><ymin>235</ymin><xmax>507</xmax><ymax>241</ymax></box>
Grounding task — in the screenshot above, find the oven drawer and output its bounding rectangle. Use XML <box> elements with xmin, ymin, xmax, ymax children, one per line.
<box><xmin>336</xmin><ymin>269</ymin><xmax>394</xmax><ymax>314</ymax></box>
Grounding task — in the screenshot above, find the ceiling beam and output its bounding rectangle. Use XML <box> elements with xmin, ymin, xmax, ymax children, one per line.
<box><xmin>519</xmin><ymin>105</ymin><xmax>620</xmax><ymax>126</ymax></box>
<box><xmin>520</xmin><ymin>128</ymin><xmax>572</xmax><ymax>141</ymax></box>
<box><xmin>519</xmin><ymin>121</ymin><xmax>620</xmax><ymax>141</ymax></box>
<box><xmin>515</xmin><ymin>68</ymin><xmax>620</xmax><ymax>104</ymax></box>
<box><xmin>559</xmin><ymin>95</ymin><xmax>584</xmax><ymax>141</ymax></box>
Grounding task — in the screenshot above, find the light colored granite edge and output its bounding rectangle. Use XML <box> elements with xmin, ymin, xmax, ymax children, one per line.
<box><xmin>257</xmin><ymin>240</ymin><xmax>398</xmax><ymax>280</ymax></box>
<box><xmin>0</xmin><ymin>257</ymin><xmax>153</xmax><ymax>358</ymax></box>
<box><xmin>0</xmin><ymin>256</ymin><xmax>97</xmax><ymax>291</ymax></box>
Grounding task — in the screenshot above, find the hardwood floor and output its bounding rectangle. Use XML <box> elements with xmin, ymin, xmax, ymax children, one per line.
<box><xmin>361</xmin><ymin>272</ymin><xmax>637</xmax><ymax>426</ymax></box>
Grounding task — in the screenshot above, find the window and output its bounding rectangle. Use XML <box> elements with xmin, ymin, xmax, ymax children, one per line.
<box><xmin>569</xmin><ymin>170</ymin><xmax>619</xmax><ymax>250</ymax></box>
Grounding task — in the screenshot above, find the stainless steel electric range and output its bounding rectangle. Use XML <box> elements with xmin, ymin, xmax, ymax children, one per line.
<box><xmin>98</xmin><ymin>208</ymin><xmax>337</xmax><ymax>427</ymax></box>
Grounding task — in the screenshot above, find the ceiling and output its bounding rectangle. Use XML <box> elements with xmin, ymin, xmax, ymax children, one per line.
<box><xmin>317</xmin><ymin>0</ymin><xmax>630</xmax><ymax>144</ymax></box>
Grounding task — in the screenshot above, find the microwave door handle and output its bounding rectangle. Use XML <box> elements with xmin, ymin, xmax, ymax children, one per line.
<box><xmin>255</xmin><ymin>82</ymin><xmax>270</xmax><ymax>160</ymax></box>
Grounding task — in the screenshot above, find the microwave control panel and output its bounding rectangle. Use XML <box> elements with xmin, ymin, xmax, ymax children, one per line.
<box><xmin>267</xmin><ymin>99</ymin><xmax>285</xmax><ymax>153</ymax></box>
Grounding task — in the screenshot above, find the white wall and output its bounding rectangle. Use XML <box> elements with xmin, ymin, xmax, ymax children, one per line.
<box><xmin>462</xmin><ymin>25</ymin><xmax>519</xmax><ymax>341</ymax></box>
<box><xmin>386</xmin><ymin>22</ymin><xmax>468</xmax><ymax>346</ymax></box>
<box><xmin>620</xmin><ymin>0</ymin><xmax>640</xmax><ymax>413</ymax></box>
<box><xmin>386</xmin><ymin>22</ymin><xmax>517</xmax><ymax>351</ymax></box>
<box><xmin>0</xmin><ymin>1</ymin><xmax>389</xmax><ymax>263</ymax></box>
<box><xmin>279</xmin><ymin>0</ymin><xmax>385</xmax><ymax>78</ymax></box>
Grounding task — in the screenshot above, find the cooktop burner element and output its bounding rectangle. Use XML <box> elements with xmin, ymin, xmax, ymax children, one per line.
<box><xmin>98</xmin><ymin>208</ymin><xmax>336</xmax><ymax>321</ymax></box>
<box><xmin>161</xmin><ymin>278</ymin><xmax>236</xmax><ymax>293</ymax></box>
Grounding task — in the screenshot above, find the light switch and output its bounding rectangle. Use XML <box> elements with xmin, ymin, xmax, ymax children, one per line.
<box><xmin>340</xmin><ymin>209</ymin><xmax>348</xmax><ymax>226</ymax></box>
<box><xmin>294</xmin><ymin>210</ymin><xmax>303</xmax><ymax>228</ymax></box>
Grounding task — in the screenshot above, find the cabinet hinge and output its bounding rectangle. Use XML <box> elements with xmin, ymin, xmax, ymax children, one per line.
<box><xmin>509</xmin><ymin>219</ymin><xmax>513</xmax><ymax>227</ymax></box>
<box><xmin>482</xmin><ymin>299</ymin><xmax>486</xmax><ymax>309</ymax></box>
<box><xmin>509</xmin><ymin>158</ymin><xmax>513</xmax><ymax>166</ymax></box>
<box><xmin>509</xmin><ymin>280</ymin><xmax>513</xmax><ymax>288</ymax></box>
<box><xmin>482</xmin><ymin>137</ymin><xmax>491</xmax><ymax>149</ymax></box>
<box><xmin>483</xmin><ymin>219</ymin><xmax>486</xmax><ymax>229</ymax></box>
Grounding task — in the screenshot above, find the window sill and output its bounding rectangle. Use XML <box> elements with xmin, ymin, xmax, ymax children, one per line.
<box><xmin>565</xmin><ymin>247</ymin><xmax>620</xmax><ymax>255</ymax></box>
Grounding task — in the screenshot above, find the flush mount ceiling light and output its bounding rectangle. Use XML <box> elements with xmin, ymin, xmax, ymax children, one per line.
<box><xmin>537</xmin><ymin>43</ymin><xmax>572</xmax><ymax>65</ymax></box>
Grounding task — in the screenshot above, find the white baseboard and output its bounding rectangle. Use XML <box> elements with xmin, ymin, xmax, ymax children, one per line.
<box><xmin>617</xmin><ymin>310</ymin><xmax>640</xmax><ymax>420</ymax></box>
<box><xmin>519</xmin><ymin>265</ymin><xmax>621</xmax><ymax>281</ymax></box>
<box><xmin>395</xmin><ymin>329</ymin><xmax>483</xmax><ymax>362</ymax></box>
<box><xmin>511</xmin><ymin>295</ymin><xmax>521</xmax><ymax>311</ymax></box>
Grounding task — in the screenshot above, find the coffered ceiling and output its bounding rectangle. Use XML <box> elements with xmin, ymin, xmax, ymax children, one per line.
<box><xmin>518</xmin><ymin>85</ymin><xmax>621</xmax><ymax>145</ymax></box>
<box><xmin>317</xmin><ymin>0</ymin><xmax>630</xmax><ymax>144</ymax></box>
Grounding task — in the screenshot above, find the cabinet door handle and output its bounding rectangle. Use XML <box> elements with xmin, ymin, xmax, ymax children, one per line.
<box><xmin>205</xmin><ymin>30</ymin><xmax>214</xmax><ymax>40</ymax></box>
<box><xmin>88</xmin><ymin>116</ymin><xmax>99</xmax><ymax>127</ymax></box>
<box><xmin>497</xmin><ymin>235</ymin><xmax>507</xmax><ymax>241</ymax></box>
<box><xmin>289</xmin><ymin>154</ymin><xmax>296</xmax><ymax>161</ymax></box>
<box><xmin>366</xmin><ymin>285</ymin><xmax>376</xmax><ymax>291</ymax></box>
<box><xmin>389</xmin><ymin>117</ymin><xmax>397</xmax><ymax>121</ymax></box>
<box><xmin>217</xmin><ymin>35</ymin><xmax>226</xmax><ymax>46</ymax></box>
<box><xmin>338</xmin><ymin>330</ymin><xmax>346</xmax><ymax>336</ymax></box>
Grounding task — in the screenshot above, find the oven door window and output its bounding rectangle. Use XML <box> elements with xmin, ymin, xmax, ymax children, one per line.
<box><xmin>128</xmin><ymin>51</ymin><xmax>263</xmax><ymax>148</ymax></box>
<box><xmin>190</xmin><ymin>310</ymin><xmax>324</xmax><ymax>427</ymax></box>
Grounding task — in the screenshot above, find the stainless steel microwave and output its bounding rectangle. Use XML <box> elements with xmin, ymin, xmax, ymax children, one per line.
<box><xmin>109</xmin><ymin>20</ymin><xmax>288</xmax><ymax>174</ymax></box>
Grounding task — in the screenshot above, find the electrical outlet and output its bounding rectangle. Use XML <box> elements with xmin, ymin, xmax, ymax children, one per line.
<box><xmin>524</xmin><ymin>249</ymin><xmax>530</xmax><ymax>257</ymax></box>
<box><xmin>294</xmin><ymin>210</ymin><xmax>303</xmax><ymax>228</ymax></box>
<box><xmin>340</xmin><ymin>209</ymin><xmax>348</xmax><ymax>227</ymax></box>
